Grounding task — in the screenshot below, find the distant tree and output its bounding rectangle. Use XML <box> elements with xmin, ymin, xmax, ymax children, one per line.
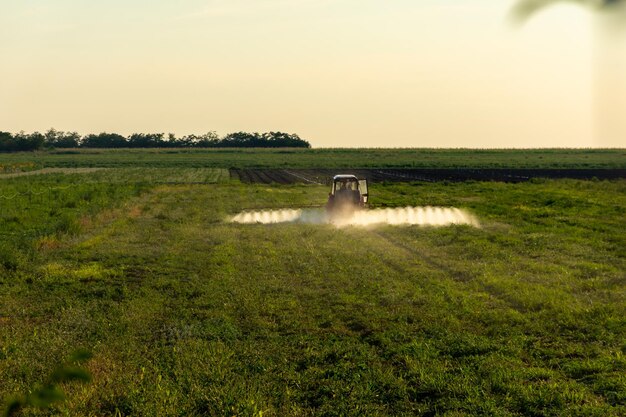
<box><xmin>57</xmin><ymin>132</ymin><xmax>81</xmax><ymax>148</ymax></box>
<box><xmin>81</xmin><ymin>132</ymin><xmax>127</xmax><ymax>148</ymax></box>
<box><xmin>13</xmin><ymin>131</ymin><xmax>45</xmax><ymax>151</ymax></box>
<box><xmin>179</xmin><ymin>134</ymin><xmax>198</xmax><ymax>147</ymax></box>
<box><xmin>43</xmin><ymin>128</ymin><xmax>80</xmax><ymax>148</ymax></box>
<box><xmin>128</xmin><ymin>133</ymin><xmax>165</xmax><ymax>148</ymax></box>
<box><xmin>166</xmin><ymin>133</ymin><xmax>180</xmax><ymax>147</ymax></box>
<box><xmin>0</xmin><ymin>131</ymin><xmax>14</xmax><ymax>152</ymax></box>
<box><xmin>180</xmin><ymin>131</ymin><xmax>220</xmax><ymax>147</ymax></box>
<box><xmin>221</xmin><ymin>132</ymin><xmax>260</xmax><ymax>147</ymax></box>
<box><xmin>0</xmin><ymin>129</ymin><xmax>312</xmax><ymax>151</ymax></box>
<box><xmin>194</xmin><ymin>132</ymin><xmax>221</xmax><ymax>147</ymax></box>
<box><xmin>44</xmin><ymin>128</ymin><xmax>60</xmax><ymax>147</ymax></box>
<box><xmin>262</xmin><ymin>131</ymin><xmax>311</xmax><ymax>148</ymax></box>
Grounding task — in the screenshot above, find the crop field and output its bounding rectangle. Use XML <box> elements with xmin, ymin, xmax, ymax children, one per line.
<box><xmin>1</xmin><ymin>156</ymin><xmax>625</xmax><ymax>416</ymax></box>
<box><xmin>230</xmin><ymin>168</ymin><xmax>626</xmax><ymax>184</ymax></box>
<box><xmin>1</xmin><ymin>148</ymin><xmax>626</xmax><ymax>170</ymax></box>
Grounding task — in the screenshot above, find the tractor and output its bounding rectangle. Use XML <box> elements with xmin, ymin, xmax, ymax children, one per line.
<box><xmin>326</xmin><ymin>174</ymin><xmax>368</xmax><ymax>216</ymax></box>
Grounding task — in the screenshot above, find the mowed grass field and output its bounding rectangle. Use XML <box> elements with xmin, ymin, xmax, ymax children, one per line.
<box><xmin>0</xmin><ymin>163</ymin><xmax>625</xmax><ymax>416</ymax></box>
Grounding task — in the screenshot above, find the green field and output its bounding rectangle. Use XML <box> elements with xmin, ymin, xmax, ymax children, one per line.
<box><xmin>1</xmin><ymin>148</ymin><xmax>625</xmax><ymax>169</ymax></box>
<box><xmin>1</xmin><ymin>160</ymin><xmax>625</xmax><ymax>416</ymax></box>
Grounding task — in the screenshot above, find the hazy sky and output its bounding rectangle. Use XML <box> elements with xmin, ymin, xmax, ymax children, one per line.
<box><xmin>2</xmin><ymin>0</ymin><xmax>621</xmax><ymax>148</ymax></box>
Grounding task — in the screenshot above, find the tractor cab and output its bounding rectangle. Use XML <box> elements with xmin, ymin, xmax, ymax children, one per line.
<box><xmin>326</xmin><ymin>175</ymin><xmax>368</xmax><ymax>213</ymax></box>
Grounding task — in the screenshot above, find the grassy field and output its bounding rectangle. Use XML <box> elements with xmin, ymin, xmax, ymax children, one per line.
<box><xmin>1</xmin><ymin>164</ymin><xmax>625</xmax><ymax>416</ymax></box>
<box><xmin>0</xmin><ymin>148</ymin><xmax>625</xmax><ymax>169</ymax></box>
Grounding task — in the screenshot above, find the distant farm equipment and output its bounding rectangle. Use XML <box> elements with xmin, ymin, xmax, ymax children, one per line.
<box><xmin>326</xmin><ymin>174</ymin><xmax>368</xmax><ymax>216</ymax></box>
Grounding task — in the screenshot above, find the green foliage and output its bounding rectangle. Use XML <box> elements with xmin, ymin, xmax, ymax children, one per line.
<box><xmin>3</xmin><ymin>350</ymin><xmax>92</xmax><ymax>417</ymax></box>
<box><xmin>0</xmin><ymin>131</ymin><xmax>44</xmax><ymax>152</ymax></box>
<box><xmin>81</xmin><ymin>132</ymin><xmax>128</xmax><ymax>148</ymax></box>
<box><xmin>0</xmin><ymin>130</ymin><xmax>311</xmax><ymax>151</ymax></box>
<box><xmin>43</xmin><ymin>129</ymin><xmax>80</xmax><ymax>148</ymax></box>
<box><xmin>221</xmin><ymin>132</ymin><xmax>311</xmax><ymax>148</ymax></box>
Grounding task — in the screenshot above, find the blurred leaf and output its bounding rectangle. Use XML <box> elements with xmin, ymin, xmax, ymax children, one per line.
<box><xmin>51</xmin><ymin>366</ymin><xmax>92</xmax><ymax>383</ymax></box>
<box><xmin>27</xmin><ymin>386</ymin><xmax>65</xmax><ymax>408</ymax></box>
<box><xmin>2</xmin><ymin>350</ymin><xmax>92</xmax><ymax>416</ymax></box>
<box><xmin>70</xmin><ymin>348</ymin><xmax>93</xmax><ymax>363</ymax></box>
<box><xmin>510</xmin><ymin>0</ymin><xmax>626</xmax><ymax>24</ymax></box>
<box><xmin>3</xmin><ymin>398</ymin><xmax>24</xmax><ymax>417</ymax></box>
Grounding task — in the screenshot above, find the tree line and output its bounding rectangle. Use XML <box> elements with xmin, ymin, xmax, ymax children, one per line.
<box><xmin>0</xmin><ymin>129</ymin><xmax>311</xmax><ymax>152</ymax></box>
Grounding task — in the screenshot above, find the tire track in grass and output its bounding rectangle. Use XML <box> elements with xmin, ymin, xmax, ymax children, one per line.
<box><xmin>360</xmin><ymin>228</ymin><xmax>618</xmax><ymax>407</ymax></box>
<box><xmin>369</xmin><ymin>223</ymin><xmax>622</xmax><ymax>396</ymax></box>
<box><xmin>371</xmin><ymin>230</ymin><xmax>474</xmax><ymax>283</ymax></box>
<box><xmin>366</xmin><ymin>229</ymin><xmax>537</xmax><ymax>317</ymax></box>
<box><xmin>380</xmin><ymin>229</ymin><xmax>539</xmax><ymax>316</ymax></box>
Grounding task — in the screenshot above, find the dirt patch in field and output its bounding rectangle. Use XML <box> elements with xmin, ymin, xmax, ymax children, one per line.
<box><xmin>230</xmin><ymin>168</ymin><xmax>626</xmax><ymax>184</ymax></box>
<box><xmin>0</xmin><ymin>167</ymin><xmax>106</xmax><ymax>178</ymax></box>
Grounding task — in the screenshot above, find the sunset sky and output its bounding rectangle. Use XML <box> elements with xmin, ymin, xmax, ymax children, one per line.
<box><xmin>2</xmin><ymin>0</ymin><xmax>622</xmax><ymax>148</ymax></box>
